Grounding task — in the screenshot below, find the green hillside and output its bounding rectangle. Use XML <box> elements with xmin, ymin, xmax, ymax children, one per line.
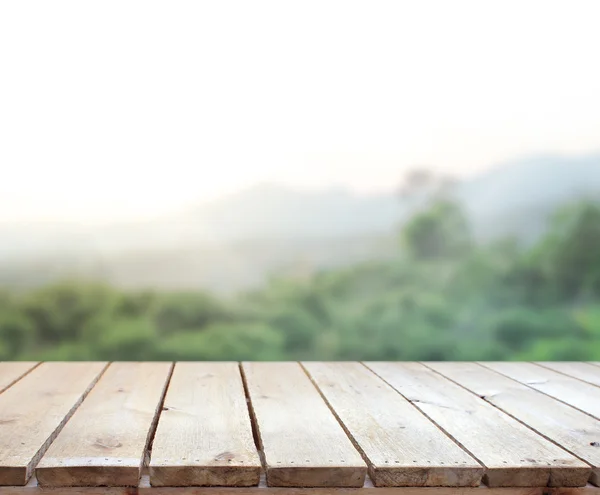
<box><xmin>1</xmin><ymin>197</ymin><xmax>599</xmax><ymax>361</ymax></box>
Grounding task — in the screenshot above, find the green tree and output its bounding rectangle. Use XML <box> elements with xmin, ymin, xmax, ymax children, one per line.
<box><xmin>96</xmin><ymin>318</ymin><xmax>158</xmax><ymax>360</ymax></box>
<box><xmin>402</xmin><ymin>200</ymin><xmax>472</xmax><ymax>260</ymax></box>
<box><xmin>531</xmin><ymin>201</ymin><xmax>600</xmax><ymax>300</ymax></box>
<box><xmin>20</xmin><ymin>281</ymin><xmax>117</xmax><ymax>344</ymax></box>
<box><xmin>154</xmin><ymin>292</ymin><xmax>230</xmax><ymax>334</ymax></box>
<box><xmin>0</xmin><ymin>311</ymin><xmax>35</xmax><ymax>358</ymax></box>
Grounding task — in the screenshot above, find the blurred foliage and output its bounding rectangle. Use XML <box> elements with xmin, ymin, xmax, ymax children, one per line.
<box><xmin>1</xmin><ymin>199</ymin><xmax>600</xmax><ymax>361</ymax></box>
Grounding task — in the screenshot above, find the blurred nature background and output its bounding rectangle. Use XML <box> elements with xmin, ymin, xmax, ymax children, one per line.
<box><xmin>1</xmin><ymin>1</ymin><xmax>600</xmax><ymax>361</ymax></box>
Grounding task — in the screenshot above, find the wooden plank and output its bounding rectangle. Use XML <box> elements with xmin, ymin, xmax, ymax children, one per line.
<box><xmin>0</xmin><ymin>362</ymin><xmax>107</xmax><ymax>486</ymax></box>
<box><xmin>365</xmin><ymin>362</ymin><xmax>590</xmax><ymax>488</ymax></box>
<box><xmin>481</xmin><ymin>362</ymin><xmax>600</xmax><ymax>420</ymax></box>
<box><xmin>0</xmin><ymin>363</ymin><xmax>38</xmax><ymax>394</ymax></box>
<box><xmin>302</xmin><ymin>362</ymin><xmax>483</xmax><ymax>487</ymax></box>
<box><xmin>241</xmin><ymin>362</ymin><xmax>367</xmax><ymax>488</ymax></box>
<box><xmin>5</xmin><ymin>475</ymin><xmax>600</xmax><ymax>495</ymax></box>
<box><xmin>36</xmin><ymin>362</ymin><xmax>172</xmax><ymax>488</ymax></box>
<box><xmin>149</xmin><ymin>362</ymin><xmax>261</xmax><ymax>487</ymax></box>
<box><xmin>427</xmin><ymin>362</ymin><xmax>600</xmax><ymax>486</ymax></box>
<box><xmin>536</xmin><ymin>363</ymin><xmax>600</xmax><ymax>388</ymax></box>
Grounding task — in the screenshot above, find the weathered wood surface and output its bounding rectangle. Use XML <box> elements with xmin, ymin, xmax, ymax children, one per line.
<box><xmin>426</xmin><ymin>362</ymin><xmax>600</xmax><ymax>486</ymax></box>
<box><xmin>35</xmin><ymin>362</ymin><xmax>172</xmax><ymax>487</ymax></box>
<box><xmin>150</xmin><ymin>362</ymin><xmax>261</xmax><ymax>487</ymax></box>
<box><xmin>1</xmin><ymin>361</ymin><xmax>600</xmax><ymax>493</ymax></box>
<box><xmin>535</xmin><ymin>363</ymin><xmax>600</xmax><ymax>388</ymax></box>
<box><xmin>0</xmin><ymin>362</ymin><xmax>38</xmax><ymax>394</ymax></box>
<box><xmin>365</xmin><ymin>362</ymin><xmax>590</xmax><ymax>488</ymax></box>
<box><xmin>0</xmin><ymin>362</ymin><xmax>107</xmax><ymax>486</ymax></box>
<box><xmin>3</xmin><ymin>473</ymin><xmax>600</xmax><ymax>495</ymax></box>
<box><xmin>481</xmin><ymin>362</ymin><xmax>600</xmax><ymax>420</ymax></box>
<box><xmin>242</xmin><ymin>362</ymin><xmax>367</xmax><ymax>487</ymax></box>
<box><xmin>303</xmin><ymin>362</ymin><xmax>483</xmax><ymax>487</ymax></box>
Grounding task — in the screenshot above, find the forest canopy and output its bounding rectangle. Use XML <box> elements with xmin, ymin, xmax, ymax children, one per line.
<box><xmin>1</xmin><ymin>198</ymin><xmax>599</xmax><ymax>361</ymax></box>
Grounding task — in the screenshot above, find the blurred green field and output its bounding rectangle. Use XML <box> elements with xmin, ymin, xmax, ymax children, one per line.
<box><xmin>1</xmin><ymin>198</ymin><xmax>599</xmax><ymax>362</ymax></box>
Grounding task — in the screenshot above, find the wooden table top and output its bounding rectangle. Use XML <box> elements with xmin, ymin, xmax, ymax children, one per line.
<box><xmin>1</xmin><ymin>362</ymin><xmax>600</xmax><ymax>494</ymax></box>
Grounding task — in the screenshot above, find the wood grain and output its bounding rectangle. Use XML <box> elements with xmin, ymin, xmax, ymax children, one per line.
<box><xmin>4</xmin><ymin>473</ymin><xmax>600</xmax><ymax>495</ymax></box>
<box><xmin>481</xmin><ymin>363</ymin><xmax>600</xmax><ymax>420</ymax></box>
<box><xmin>535</xmin><ymin>363</ymin><xmax>600</xmax><ymax>388</ymax></box>
<box><xmin>5</xmin><ymin>473</ymin><xmax>600</xmax><ymax>495</ymax></box>
<box><xmin>426</xmin><ymin>362</ymin><xmax>600</xmax><ymax>485</ymax></box>
<box><xmin>0</xmin><ymin>363</ymin><xmax>38</xmax><ymax>394</ymax></box>
<box><xmin>36</xmin><ymin>362</ymin><xmax>172</xmax><ymax>488</ymax></box>
<box><xmin>302</xmin><ymin>362</ymin><xmax>483</xmax><ymax>487</ymax></box>
<box><xmin>149</xmin><ymin>362</ymin><xmax>261</xmax><ymax>487</ymax></box>
<box><xmin>365</xmin><ymin>362</ymin><xmax>589</xmax><ymax>488</ymax></box>
<box><xmin>242</xmin><ymin>362</ymin><xmax>367</xmax><ymax>488</ymax></box>
<box><xmin>0</xmin><ymin>362</ymin><xmax>107</xmax><ymax>486</ymax></box>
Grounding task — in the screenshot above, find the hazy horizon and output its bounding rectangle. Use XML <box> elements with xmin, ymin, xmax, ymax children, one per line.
<box><xmin>0</xmin><ymin>149</ymin><xmax>597</xmax><ymax>226</ymax></box>
<box><xmin>2</xmin><ymin>1</ymin><xmax>600</xmax><ymax>223</ymax></box>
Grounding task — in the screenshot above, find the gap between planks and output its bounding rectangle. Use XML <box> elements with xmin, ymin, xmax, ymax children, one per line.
<box><xmin>241</xmin><ymin>362</ymin><xmax>368</xmax><ymax>488</ymax></box>
<box><xmin>301</xmin><ymin>362</ymin><xmax>484</xmax><ymax>487</ymax></box>
<box><xmin>4</xmin><ymin>362</ymin><xmax>600</xmax><ymax>490</ymax></box>
<box><xmin>35</xmin><ymin>362</ymin><xmax>174</xmax><ymax>488</ymax></box>
<box><xmin>365</xmin><ymin>362</ymin><xmax>591</xmax><ymax>488</ymax></box>
<box><xmin>0</xmin><ymin>474</ymin><xmax>600</xmax><ymax>495</ymax></box>
<box><xmin>480</xmin><ymin>363</ymin><xmax>600</xmax><ymax>421</ymax></box>
<box><xmin>0</xmin><ymin>362</ymin><xmax>40</xmax><ymax>395</ymax></box>
<box><xmin>421</xmin><ymin>362</ymin><xmax>600</xmax><ymax>486</ymax></box>
<box><xmin>532</xmin><ymin>363</ymin><xmax>600</xmax><ymax>389</ymax></box>
<box><xmin>149</xmin><ymin>363</ymin><xmax>261</xmax><ymax>487</ymax></box>
<box><xmin>4</xmin><ymin>473</ymin><xmax>600</xmax><ymax>495</ymax></box>
<box><xmin>0</xmin><ymin>362</ymin><xmax>110</xmax><ymax>486</ymax></box>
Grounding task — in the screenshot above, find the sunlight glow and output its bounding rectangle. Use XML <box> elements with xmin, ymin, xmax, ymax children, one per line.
<box><xmin>1</xmin><ymin>0</ymin><xmax>599</xmax><ymax>221</ymax></box>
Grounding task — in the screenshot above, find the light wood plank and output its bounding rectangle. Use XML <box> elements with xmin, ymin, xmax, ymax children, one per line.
<box><xmin>150</xmin><ymin>362</ymin><xmax>261</xmax><ymax>487</ymax></box>
<box><xmin>36</xmin><ymin>362</ymin><xmax>172</xmax><ymax>488</ymax></box>
<box><xmin>241</xmin><ymin>362</ymin><xmax>367</xmax><ymax>488</ymax></box>
<box><xmin>0</xmin><ymin>362</ymin><xmax>107</xmax><ymax>486</ymax></box>
<box><xmin>302</xmin><ymin>362</ymin><xmax>483</xmax><ymax>487</ymax></box>
<box><xmin>536</xmin><ymin>363</ymin><xmax>600</xmax><ymax>388</ymax></box>
<box><xmin>5</xmin><ymin>473</ymin><xmax>600</xmax><ymax>495</ymax></box>
<box><xmin>365</xmin><ymin>362</ymin><xmax>589</xmax><ymax>488</ymax></box>
<box><xmin>0</xmin><ymin>363</ymin><xmax>38</xmax><ymax>394</ymax></box>
<box><xmin>427</xmin><ymin>362</ymin><xmax>600</xmax><ymax>486</ymax></box>
<box><xmin>481</xmin><ymin>363</ymin><xmax>600</xmax><ymax>420</ymax></box>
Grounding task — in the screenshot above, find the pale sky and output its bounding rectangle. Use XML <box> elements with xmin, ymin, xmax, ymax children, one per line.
<box><xmin>1</xmin><ymin>0</ymin><xmax>599</xmax><ymax>222</ymax></box>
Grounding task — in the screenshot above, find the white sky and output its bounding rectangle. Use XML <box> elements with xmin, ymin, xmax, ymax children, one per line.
<box><xmin>1</xmin><ymin>0</ymin><xmax>599</xmax><ymax>222</ymax></box>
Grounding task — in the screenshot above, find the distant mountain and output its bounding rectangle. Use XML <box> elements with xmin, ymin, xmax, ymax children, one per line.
<box><xmin>182</xmin><ymin>183</ymin><xmax>401</xmax><ymax>241</ymax></box>
<box><xmin>0</xmin><ymin>152</ymin><xmax>598</xmax><ymax>292</ymax></box>
<box><xmin>459</xmin><ymin>153</ymin><xmax>600</xmax><ymax>241</ymax></box>
<box><xmin>179</xmin><ymin>152</ymin><xmax>600</xmax><ymax>243</ymax></box>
